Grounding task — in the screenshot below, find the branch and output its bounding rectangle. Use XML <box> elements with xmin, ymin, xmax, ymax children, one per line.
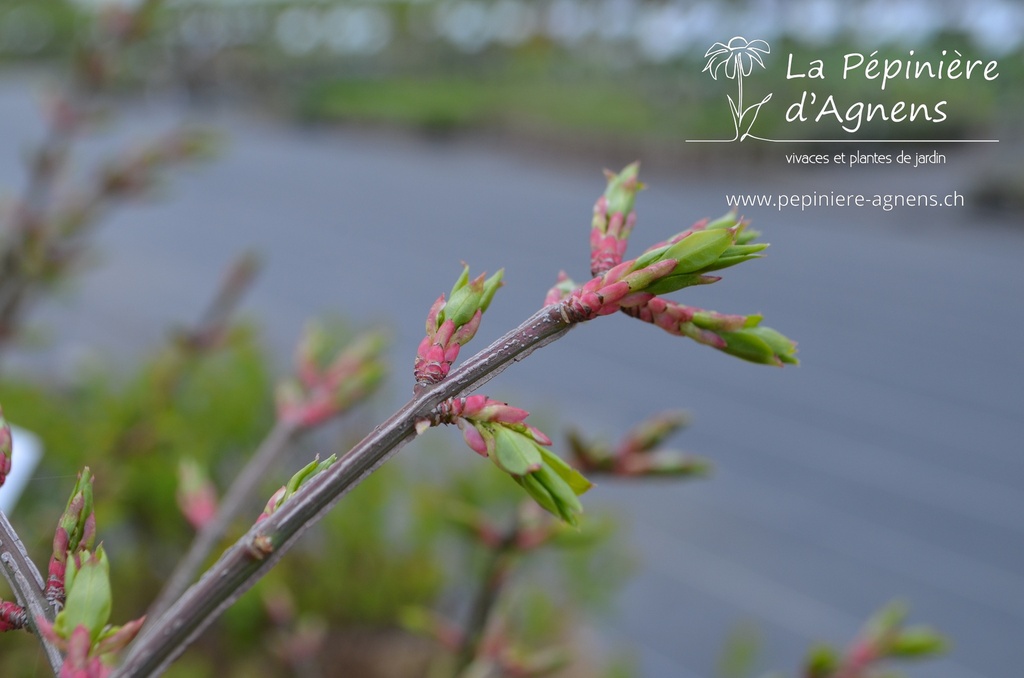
<box><xmin>114</xmin><ymin>305</ymin><xmax>573</xmax><ymax>677</ymax></box>
<box><xmin>0</xmin><ymin>91</ymin><xmax>77</xmax><ymax>354</ymax></box>
<box><xmin>146</xmin><ymin>419</ymin><xmax>299</xmax><ymax>622</ymax></box>
<box><xmin>453</xmin><ymin>524</ymin><xmax>519</xmax><ymax>675</ymax></box>
<box><xmin>0</xmin><ymin>509</ymin><xmax>64</xmax><ymax>673</ymax></box>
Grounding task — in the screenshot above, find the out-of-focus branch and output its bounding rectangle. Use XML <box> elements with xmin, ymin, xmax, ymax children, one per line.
<box><xmin>146</xmin><ymin>418</ymin><xmax>300</xmax><ymax>624</ymax></box>
<box><xmin>0</xmin><ymin>0</ymin><xmax>210</xmax><ymax>362</ymax></box>
<box><xmin>453</xmin><ymin>521</ymin><xmax>519</xmax><ymax>676</ymax></box>
<box><xmin>0</xmin><ymin>510</ymin><xmax>64</xmax><ymax>673</ymax></box>
<box><xmin>150</xmin><ymin>319</ymin><xmax>386</xmax><ymax>622</ymax></box>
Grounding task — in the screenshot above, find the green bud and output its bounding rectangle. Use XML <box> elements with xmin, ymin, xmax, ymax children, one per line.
<box><xmin>703</xmin><ymin>211</ymin><xmax>742</xmax><ymax>231</ymax></box>
<box><xmin>538</xmin><ymin>447</ymin><xmax>593</xmax><ymax>496</ymax></box>
<box><xmin>285</xmin><ymin>455</ymin><xmax>337</xmax><ymax>495</ymax></box>
<box><xmin>60</xmin><ymin>468</ymin><xmax>96</xmax><ymax>552</ymax></box>
<box><xmin>448</xmin><ymin>264</ymin><xmax>471</xmax><ymax>298</ymax></box>
<box><xmin>443</xmin><ymin>282</ymin><xmax>483</xmax><ymax>328</ymax></box>
<box><xmin>643</xmin><ymin>451</ymin><xmax>713</xmax><ymax>476</ymax></box>
<box><xmin>625</xmin><ymin>411</ymin><xmax>690</xmax><ymax>452</ymax></box>
<box><xmin>640</xmin><ymin>272</ymin><xmax>721</xmax><ymax>296</ymax></box>
<box><xmin>56</xmin><ymin>547</ymin><xmax>112</xmax><ymax>643</ymax></box>
<box><xmin>720</xmin><ymin>243</ymin><xmax>768</xmax><ymax>258</ymax></box>
<box><xmin>514</xmin><ymin>466</ymin><xmax>582</xmax><ymax>527</ymax></box>
<box><xmin>698</xmin><ymin>253</ymin><xmax>764</xmax><ymax>273</ymax></box>
<box><xmin>604</xmin><ymin>162</ymin><xmax>642</xmax><ymax>216</ymax></box>
<box><xmin>888</xmin><ymin>627</ymin><xmax>948</xmax><ymax>658</ymax></box>
<box><xmin>734</xmin><ymin>227</ymin><xmax>762</xmax><ymax>245</ymax></box>
<box><xmin>803</xmin><ymin>644</ymin><xmax>840</xmax><ymax>678</ymax></box>
<box><xmin>479</xmin><ymin>269</ymin><xmax>504</xmax><ymax>313</ymax></box>
<box><xmin>535</xmin><ymin>464</ymin><xmax>584</xmax><ymax>523</ymax></box>
<box><xmin>298</xmin><ymin>321</ymin><xmax>330</xmax><ymax>366</ymax></box>
<box><xmin>720</xmin><ymin>326</ymin><xmax>799</xmax><ymax>366</ymax></box>
<box><xmin>491</xmin><ymin>426</ymin><xmax>543</xmax><ymax>476</ymax></box>
<box><xmin>663</xmin><ymin>228</ymin><xmax>736</xmax><ymax>275</ymax></box>
<box><xmin>867</xmin><ymin>600</ymin><xmax>908</xmax><ymax>637</ymax></box>
<box><xmin>691</xmin><ymin>311</ymin><xmax>760</xmax><ymax>332</ymax></box>
<box><xmin>441</xmin><ymin>265</ymin><xmax>502</xmax><ymax>330</ymax></box>
<box><xmin>631</xmin><ymin>244</ymin><xmax>670</xmax><ymax>271</ymax></box>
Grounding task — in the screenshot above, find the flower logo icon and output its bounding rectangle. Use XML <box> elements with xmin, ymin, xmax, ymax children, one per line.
<box><xmin>702</xmin><ymin>36</ymin><xmax>773</xmax><ymax>141</ymax></box>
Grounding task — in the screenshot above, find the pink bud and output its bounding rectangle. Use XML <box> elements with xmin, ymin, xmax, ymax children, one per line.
<box><xmin>177</xmin><ymin>460</ymin><xmax>219</xmax><ymax>531</ymax></box>
<box><xmin>424</xmin><ymin>295</ymin><xmax>445</xmax><ymax>335</ymax></box>
<box><xmin>459</xmin><ymin>395</ymin><xmax>489</xmax><ymax>417</ymax></box>
<box><xmin>258</xmin><ymin>487</ymin><xmax>287</xmax><ymax>523</ymax></box>
<box><xmin>60</xmin><ymin>625</ymin><xmax>109</xmax><ymax>678</ymax></box>
<box><xmin>522</xmin><ymin>424</ymin><xmax>552</xmax><ymax>447</ymax></box>
<box><xmin>477</xmin><ymin>401</ymin><xmax>530</xmax><ymax>425</ymax></box>
<box><xmin>595</xmin><ymin>280</ymin><xmax>630</xmax><ymax>306</ymax></box>
<box><xmin>434</xmin><ymin>318</ymin><xmax>456</xmax><ymax>347</ymax></box>
<box><xmin>94</xmin><ymin>616</ymin><xmax>145</xmax><ymax>655</ymax></box>
<box><xmin>0</xmin><ymin>601</ymin><xmax>26</xmax><ymax>632</ymax></box>
<box><xmin>458</xmin><ymin>421</ymin><xmax>489</xmax><ymax>457</ymax></box>
<box><xmin>0</xmin><ymin>409</ymin><xmax>11</xmax><ymax>489</ymax></box>
<box><xmin>543</xmin><ymin>271</ymin><xmax>574</xmax><ymax>305</ymax></box>
<box><xmin>450</xmin><ymin>309</ymin><xmax>483</xmax><ymax>346</ymax></box>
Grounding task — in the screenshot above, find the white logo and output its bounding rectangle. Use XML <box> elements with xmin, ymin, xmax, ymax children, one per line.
<box><xmin>701</xmin><ymin>36</ymin><xmax>773</xmax><ymax>142</ymax></box>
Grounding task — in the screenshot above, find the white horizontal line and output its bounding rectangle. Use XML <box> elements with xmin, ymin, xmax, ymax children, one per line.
<box><xmin>685</xmin><ymin>139</ymin><xmax>1000</xmax><ymax>143</ymax></box>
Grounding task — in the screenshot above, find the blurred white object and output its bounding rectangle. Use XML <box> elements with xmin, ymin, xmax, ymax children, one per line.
<box><xmin>0</xmin><ymin>426</ymin><xmax>43</xmax><ymax>514</ymax></box>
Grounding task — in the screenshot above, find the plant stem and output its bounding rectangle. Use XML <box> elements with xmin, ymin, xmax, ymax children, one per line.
<box><xmin>142</xmin><ymin>253</ymin><xmax>264</xmax><ymax>619</ymax></box>
<box><xmin>453</xmin><ymin>523</ymin><xmax>519</xmax><ymax>676</ymax></box>
<box><xmin>113</xmin><ymin>305</ymin><xmax>574</xmax><ymax>678</ymax></box>
<box><xmin>0</xmin><ymin>509</ymin><xmax>63</xmax><ymax>673</ymax></box>
<box><xmin>736</xmin><ymin>67</ymin><xmax>744</xmax><ymax>122</ymax></box>
<box><xmin>146</xmin><ymin>418</ymin><xmax>300</xmax><ymax>623</ymax></box>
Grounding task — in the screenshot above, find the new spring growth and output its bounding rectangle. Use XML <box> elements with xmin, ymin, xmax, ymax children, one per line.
<box><xmin>419</xmin><ymin>396</ymin><xmax>592</xmax><ymax>526</ymax></box>
<box><xmin>804</xmin><ymin>601</ymin><xmax>946</xmax><ymax>678</ymax></box>
<box><xmin>276</xmin><ymin>325</ymin><xmax>386</xmax><ymax>428</ymax></box>
<box><xmin>553</xmin><ymin>213</ymin><xmax>755</xmax><ymax>323</ymax></box>
<box><xmin>550</xmin><ymin>166</ymin><xmax>798</xmax><ymax>366</ymax></box>
<box><xmin>569</xmin><ymin>411</ymin><xmax>711</xmax><ymax>477</ymax></box>
<box><xmin>176</xmin><ymin>458</ymin><xmax>218</xmax><ymax>531</ymax></box>
<box><xmin>0</xmin><ymin>404</ymin><xmax>11</xmax><ymax>489</ymax></box>
<box><xmin>415</xmin><ymin>265</ymin><xmax>503</xmax><ymax>387</ymax></box>
<box><xmin>590</xmin><ymin>162</ymin><xmax>643</xmax><ymax>276</ymax></box>
<box><xmin>626</xmin><ymin>210</ymin><xmax>767</xmax><ymax>296</ymax></box>
<box><xmin>48</xmin><ymin>467</ymin><xmax>97</xmax><ymax>610</ymax></box>
<box><xmin>37</xmin><ymin>546</ymin><xmax>145</xmax><ymax>678</ymax></box>
<box><xmin>626</xmin><ymin>298</ymin><xmax>798</xmax><ymax>366</ymax></box>
<box><xmin>258</xmin><ymin>454</ymin><xmax>338</xmax><ymax>523</ymax></box>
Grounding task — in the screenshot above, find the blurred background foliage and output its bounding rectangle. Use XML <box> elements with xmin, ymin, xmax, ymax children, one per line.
<box><xmin>1</xmin><ymin>0</ymin><xmax>1020</xmax><ymax>150</ymax></box>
